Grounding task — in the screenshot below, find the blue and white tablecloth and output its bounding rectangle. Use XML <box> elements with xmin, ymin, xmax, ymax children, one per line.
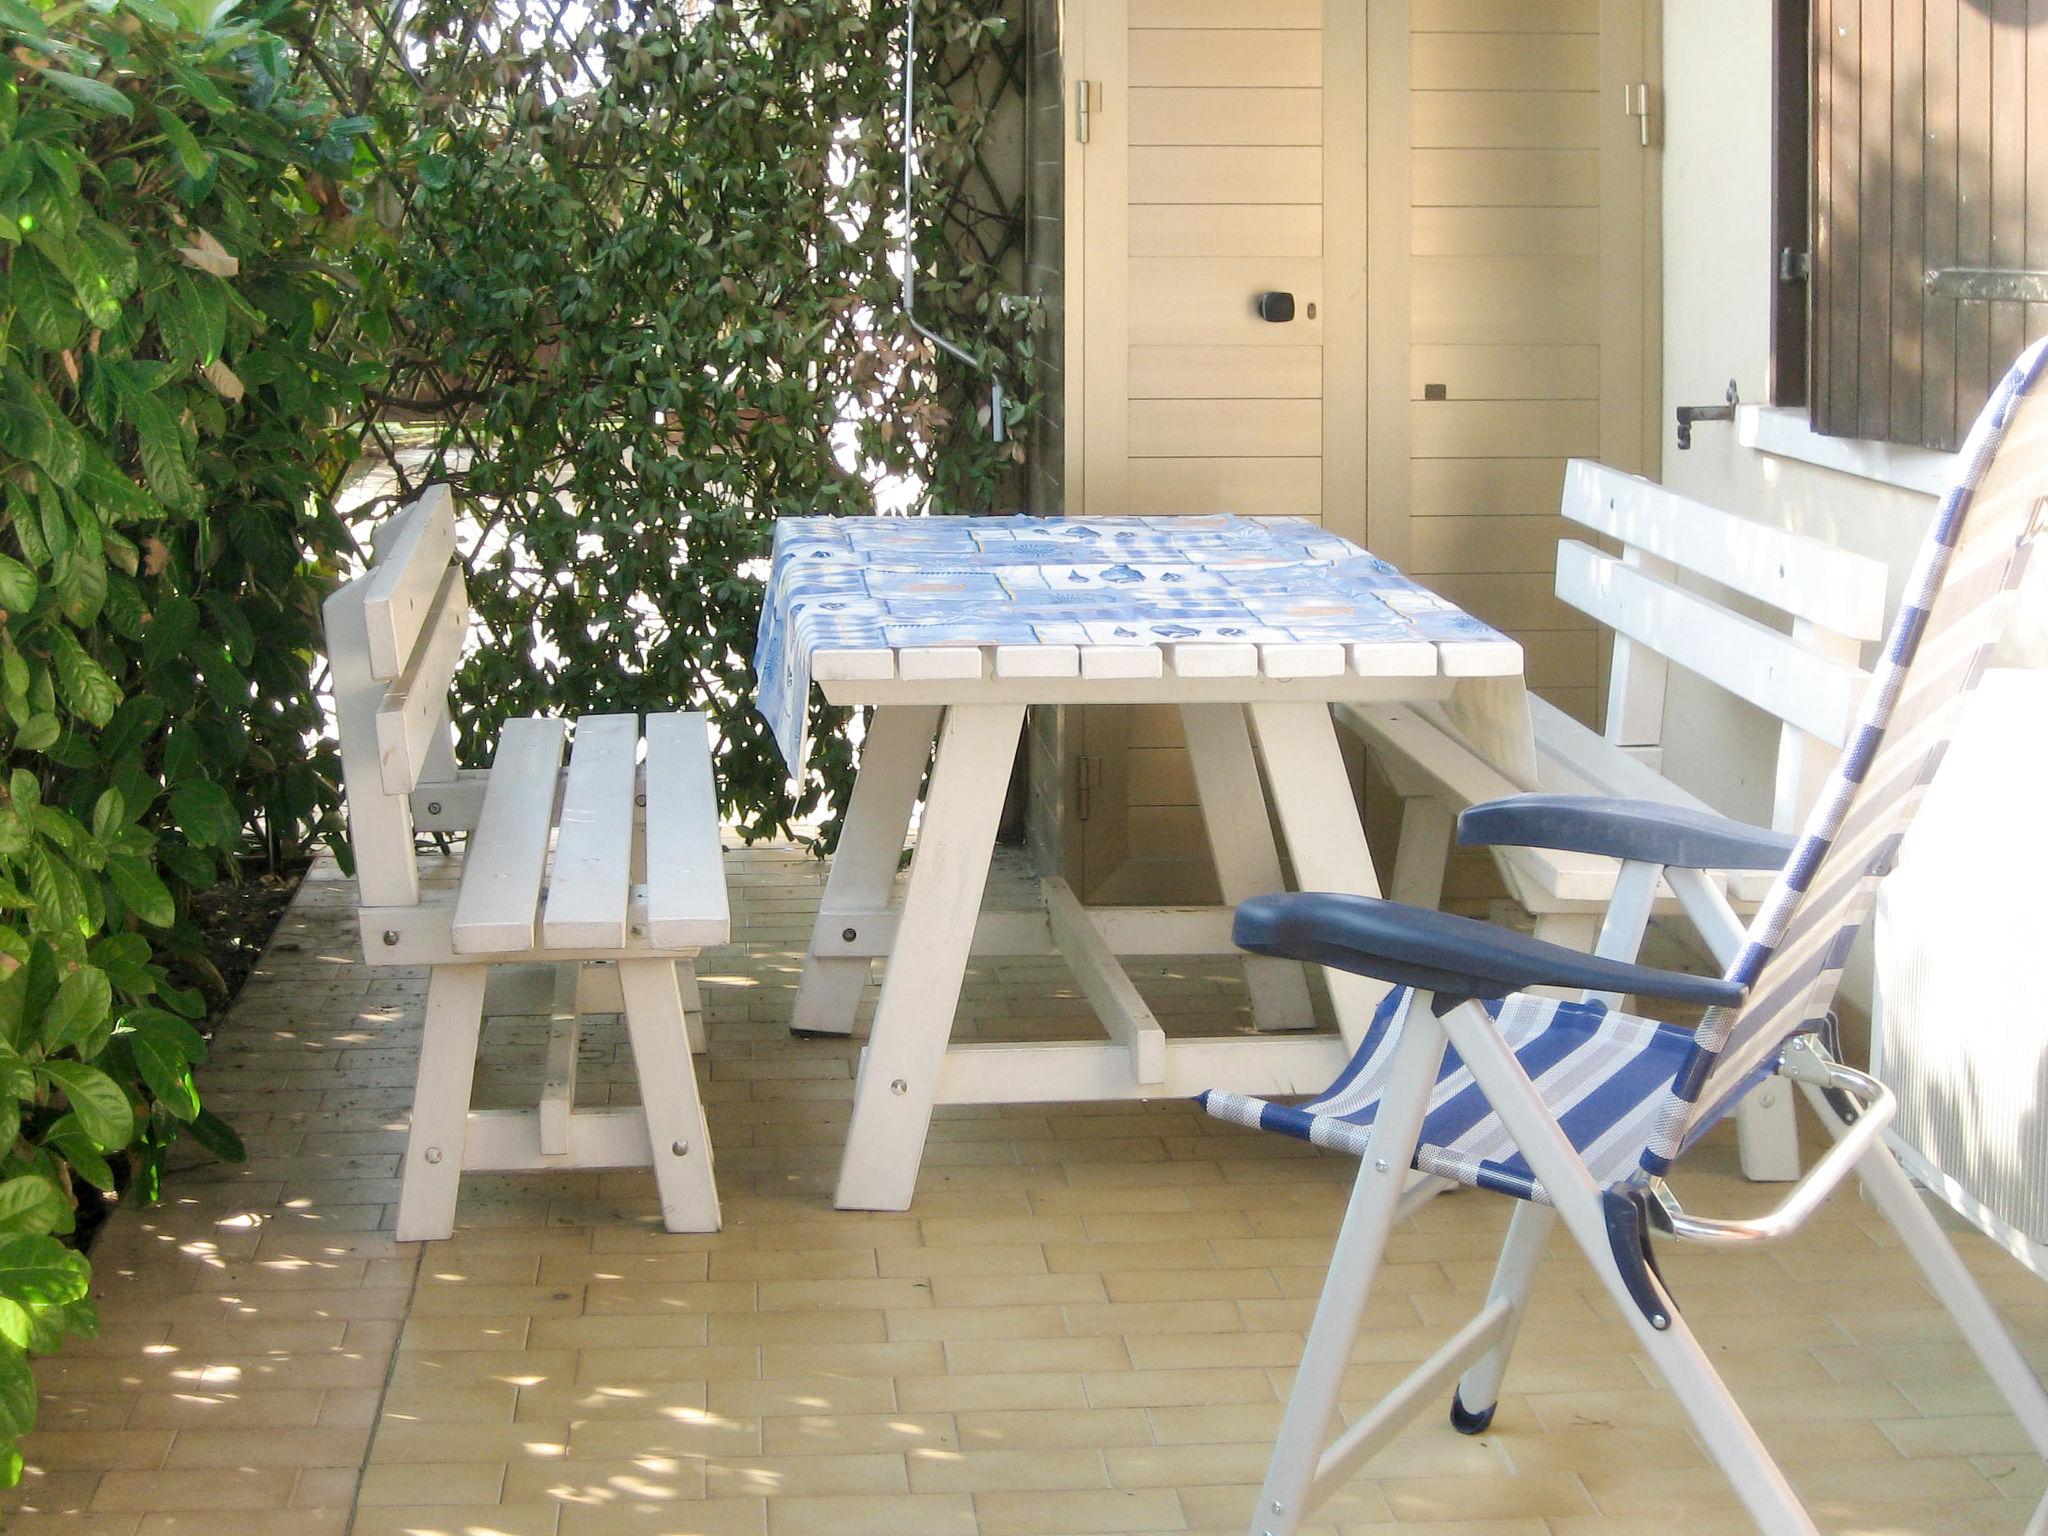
<box><xmin>754</xmin><ymin>514</ymin><xmax>1507</xmax><ymax>771</ymax></box>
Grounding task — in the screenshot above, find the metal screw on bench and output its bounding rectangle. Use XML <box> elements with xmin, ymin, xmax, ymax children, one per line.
<box><xmin>671</xmin><ymin>1141</ymin><xmax>689</xmax><ymax>1157</ymax></box>
<box><xmin>427</xmin><ymin>800</ymin><xmax>442</xmax><ymax>816</ymax></box>
<box><xmin>842</xmin><ymin>927</ymin><xmax>857</xmax><ymax>943</ymax></box>
<box><xmin>382</xmin><ymin>930</ymin><xmax>399</xmax><ymax>946</ymax></box>
<box><xmin>891</xmin><ymin>1078</ymin><xmax>907</xmax><ymax>1095</ymax></box>
<box><xmin>424</xmin><ymin>1147</ymin><xmax>442</xmax><ymax>1165</ymax></box>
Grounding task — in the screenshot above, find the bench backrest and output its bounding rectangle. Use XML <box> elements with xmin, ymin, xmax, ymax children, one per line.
<box><xmin>323</xmin><ymin>486</ymin><xmax>469</xmax><ymax>909</ymax></box>
<box><xmin>1557</xmin><ymin>460</ymin><xmax>1890</xmax><ymax>832</ymax></box>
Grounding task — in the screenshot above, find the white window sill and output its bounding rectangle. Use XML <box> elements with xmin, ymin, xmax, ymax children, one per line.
<box><xmin>1736</xmin><ymin>405</ymin><xmax>1961</xmax><ymax>498</ymax></box>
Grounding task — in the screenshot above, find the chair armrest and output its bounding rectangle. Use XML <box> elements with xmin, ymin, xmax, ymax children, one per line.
<box><xmin>1233</xmin><ymin>893</ymin><xmax>1744</xmax><ymax>1008</ymax></box>
<box><xmin>1456</xmin><ymin>793</ymin><xmax>1797</xmax><ymax>873</ymax></box>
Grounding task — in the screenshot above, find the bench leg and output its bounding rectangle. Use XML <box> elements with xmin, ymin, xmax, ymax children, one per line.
<box><xmin>1182</xmin><ymin>703</ymin><xmax>1316</xmax><ymax>1033</ymax></box>
<box><xmin>618</xmin><ymin>957</ymin><xmax>721</xmax><ymax>1232</ymax></box>
<box><xmin>792</xmin><ymin>704</ymin><xmax>942</xmax><ymax>1037</ymax></box>
<box><xmin>1387</xmin><ymin>795</ymin><xmax>1457</xmax><ymax>911</ymax></box>
<box><xmin>397</xmin><ymin>963</ymin><xmax>488</xmax><ymax>1243</ymax></box>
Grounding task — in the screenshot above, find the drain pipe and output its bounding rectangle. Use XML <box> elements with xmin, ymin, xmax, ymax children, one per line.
<box><xmin>901</xmin><ymin>0</ymin><xmax>1006</xmax><ymax>443</ymax></box>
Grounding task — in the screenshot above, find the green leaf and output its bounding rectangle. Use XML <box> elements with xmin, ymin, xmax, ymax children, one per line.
<box><xmin>0</xmin><ymin>1235</ymin><xmax>88</xmax><ymax>1311</ymax></box>
<box><xmin>35</xmin><ymin>1061</ymin><xmax>131</xmax><ymax>1150</ymax></box>
<box><xmin>39</xmin><ymin>966</ymin><xmax>110</xmax><ymax>1053</ymax></box>
<box><xmin>3</xmin><ymin>246</ymin><xmax>82</xmax><ymax>352</ymax></box>
<box><xmin>12</xmin><ymin>714</ymin><xmax>57</xmax><ymax>753</ymax></box>
<box><xmin>0</xmin><ymin>378</ymin><xmax>54</xmax><ymax>470</ymax></box>
<box><xmin>125</xmin><ymin>392</ymin><xmax>197</xmax><ymax>515</ymax></box>
<box><xmin>185</xmin><ymin>1106</ymin><xmax>244</xmax><ymax>1164</ymax></box>
<box><xmin>106</xmin><ymin>855</ymin><xmax>173</xmax><ymax>929</ymax></box>
<box><xmin>168</xmin><ymin>780</ymin><xmax>238</xmax><ymax>849</ymax></box>
<box><xmin>154</xmin><ymin>106</ymin><xmax>210</xmax><ymax>180</ymax></box>
<box><xmin>44</xmin><ymin>629</ymin><xmax>120</xmax><ymax>729</ymax></box>
<box><xmin>0</xmin><ymin>556</ymin><xmax>38</xmax><ymax>615</ymax></box>
<box><xmin>43</xmin><ymin>1117</ymin><xmax>113</xmax><ymax>1191</ymax></box>
<box><xmin>89</xmin><ymin>788</ymin><xmax>124</xmax><ymax>841</ymax></box>
<box><xmin>42</xmin><ymin>72</ymin><xmax>132</xmax><ymax>119</ymax></box>
<box><xmin>128</xmin><ymin>1032</ymin><xmax>198</xmax><ymax>1120</ymax></box>
<box><xmin>0</xmin><ymin>1343</ymin><xmax>35</xmax><ymax>1439</ymax></box>
<box><xmin>0</xmin><ymin>1179</ymin><xmax>65</xmax><ymax>1238</ymax></box>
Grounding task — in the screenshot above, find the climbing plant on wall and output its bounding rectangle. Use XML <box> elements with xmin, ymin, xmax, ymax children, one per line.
<box><xmin>306</xmin><ymin>0</ymin><xmax>1037</xmax><ymax>843</ymax></box>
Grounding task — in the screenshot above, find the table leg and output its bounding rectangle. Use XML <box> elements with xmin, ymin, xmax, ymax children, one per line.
<box><xmin>1248</xmin><ymin>700</ymin><xmax>1393</xmax><ymax>1051</ymax></box>
<box><xmin>791</xmin><ymin>704</ymin><xmax>942</xmax><ymax>1037</ymax></box>
<box><xmin>835</xmin><ymin>703</ymin><xmax>1025</xmax><ymax>1211</ymax></box>
<box><xmin>1181</xmin><ymin>703</ymin><xmax>1316</xmax><ymax>1032</ymax></box>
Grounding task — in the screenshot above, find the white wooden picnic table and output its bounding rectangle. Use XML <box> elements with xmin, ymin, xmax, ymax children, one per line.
<box><xmin>755</xmin><ymin>514</ymin><xmax>1534</xmax><ymax>1212</ymax></box>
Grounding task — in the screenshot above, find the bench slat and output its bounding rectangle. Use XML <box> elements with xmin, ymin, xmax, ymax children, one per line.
<box><xmin>451</xmin><ymin>717</ymin><xmax>569</xmax><ymax>954</ymax></box>
<box><xmin>1563</xmin><ymin>460</ymin><xmax>1887</xmax><ymax>640</ymax></box>
<box><xmin>542</xmin><ymin>714</ymin><xmax>641</xmax><ymax>948</ymax></box>
<box><xmin>1556</xmin><ymin>540</ymin><xmax>1866</xmax><ymax>747</ymax></box>
<box><xmin>643</xmin><ymin>713</ymin><xmax>731</xmax><ymax>949</ymax></box>
<box><xmin>362</xmin><ymin>485</ymin><xmax>457</xmax><ymax>681</ymax></box>
<box><xmin>373</xmin><ymin>564</ymin><xmax>468</xmax><ymax>796</ymax></box>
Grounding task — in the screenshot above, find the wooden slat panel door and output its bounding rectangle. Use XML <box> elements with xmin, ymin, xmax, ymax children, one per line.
<box><xmin>1072</xmin><ymin>0</ymin><xmax>1357</xmax><ymax>902</ymax></box>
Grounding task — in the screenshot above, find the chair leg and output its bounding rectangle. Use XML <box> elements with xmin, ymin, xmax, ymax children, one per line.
<box><xmin>396</xmin><ymin>964</ymin><xmax>488</xmax><ymax>1243</ymax></box>
<box><xmin>1437</xmin><ymin>1000</ymin><xmax>1817</xmax><ymax>1536</ymax></box>
<box><xmin>1245</xmin><ymin>994</ymin><xmax>1448</xmax><ymax>1536</ymax></box>
<box><xmin>618</xmin><ymin>958</ymin><xmax>721</xmax><ymax>1232</ymax></box>
<box><xmin>1449</xmin><ymin>1200</ymin><xmax>1556</xmax><ymax>1434</ymax></box>
<box><xmin>1803</xmin><ymin>1081</ymin><xmax>2048</xmax><ymax>1460</ymax></box>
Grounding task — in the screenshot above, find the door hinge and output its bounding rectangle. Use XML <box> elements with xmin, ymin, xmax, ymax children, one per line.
<box><xmin>1780</xmin><ymin>247</ymin><xmax>1812</xmax><ymax>283</ymax></box>
<box><xmin>1622</xmin><ymin>80</ymin><xmax>1651</xmax><ymax>147</ymax></box>
<box><xmin>1074</xmin><ymin>78</ymin><xmax>1097</xmax><ymax>143</ymax></box>
<box><xmin>1076</xmin><ymin>753</ymin><xmax>1103</xmax><ymax>820</ymax></box>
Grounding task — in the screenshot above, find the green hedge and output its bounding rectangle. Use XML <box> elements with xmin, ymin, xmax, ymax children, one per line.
<box><xmin>383</xmin><ymin>0</ymin><xmax>1038</xmax><ymax>842</ymax></box>
<box><xmin>0</xmin><ymin>0</ymin><xmax>373</xmax><ymax>1481</ymax></box>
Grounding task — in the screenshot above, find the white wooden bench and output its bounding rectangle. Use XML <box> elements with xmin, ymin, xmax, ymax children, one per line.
<box><xmin>1343</xmin><ymin>459</ymin><xmax>1889</xmax><ymax>1181</ymax></box>
<box><xmin>324</xmin><ymin>486</ymin><xmax>730</xmax><ymax>1240</ymax></box>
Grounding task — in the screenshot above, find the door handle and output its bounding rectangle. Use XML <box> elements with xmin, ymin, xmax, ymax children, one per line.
<box><xmin>1255</xmin><ymin>292</ymin><xmax>1295</xmax><ymax>323</ymax></box>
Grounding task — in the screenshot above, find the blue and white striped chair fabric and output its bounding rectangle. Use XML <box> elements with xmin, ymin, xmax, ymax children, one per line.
<box><xmin>1203</xmin><ymin>336</ymin><xmax>2048</xmax><ymax>1203</ymax></box>
<box><xmin>1202</xmin><ymin>989</ymin><xmax>1724</xmax><ymax>1202</ymax></box>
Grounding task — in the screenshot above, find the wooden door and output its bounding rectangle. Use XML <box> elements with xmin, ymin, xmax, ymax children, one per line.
<box><xmin>1068</xmin><ymin>0</ymin><xmax>1365</xmax><ymax>903</ymax></box>
<box><xmin>1056</xmin><ymin>0</ymin><xmax>1660</xmax><ymax>905</ymax></box>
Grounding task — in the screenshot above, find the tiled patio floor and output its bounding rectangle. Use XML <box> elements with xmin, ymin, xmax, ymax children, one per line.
<box><xmin>4</xmin><ymin>843</ymin><xmax>2045</xmax><ymax>1535</ymax></box>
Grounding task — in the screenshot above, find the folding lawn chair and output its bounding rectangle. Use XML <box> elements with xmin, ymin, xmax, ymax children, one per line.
<box><xmin>1201</xmin><ymin>338</ymin><xmax>2048</xmax><ymax>1536</ymax></box>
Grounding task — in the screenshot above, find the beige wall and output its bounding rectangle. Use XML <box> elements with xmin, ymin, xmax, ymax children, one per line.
<box><xmin>1657</xmin><ymin>1</ymin><xmax>2047</xmax><ymax>1021</ymax></box>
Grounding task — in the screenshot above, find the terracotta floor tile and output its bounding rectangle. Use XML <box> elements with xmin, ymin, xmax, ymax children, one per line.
<box><xmin>12</xmin><ymin>848</ymin><xmax>2048</xmax><ymax>1536</ymax></box>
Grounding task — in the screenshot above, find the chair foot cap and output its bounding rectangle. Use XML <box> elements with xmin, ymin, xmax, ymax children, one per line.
<box><xmin>1449</xmin><ymin>1391</ymin><xmax>1495</xmax><ymax>1436</ymax></box>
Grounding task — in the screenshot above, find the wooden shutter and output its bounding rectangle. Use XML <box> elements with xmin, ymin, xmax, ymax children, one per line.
<box><xmin>1810</xmin><ymin>0</ymin><xmax>2048</xmax><ymax>451</ymax></box>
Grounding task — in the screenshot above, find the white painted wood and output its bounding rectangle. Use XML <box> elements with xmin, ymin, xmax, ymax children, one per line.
<box><xmin>1349</xmin><ymin>640</ymin><xmax>1438</xmax><ymax>677</ymax></box>
<box><xmin>934</xmin><ymin>1033</ymin><xmax>1347</xmax><ymax>1105</ymax></box>
<box><xmin>792</xmin><ymin>704</ymin><xmax>942</xmax><ymax>1036</ymax></box>
<box><xmin>1260</xmin><ymin>642</ymin><xmax>1347</xmax><ymax>679</ymax></box>
<box><xmin>817</xmin><ymin>903</ymin><xmax>1240</xmax><ymax>961</ymax></box>
<box><xmin>813</xmin><ymin>648</ymin><xmax>896</xmax><ymax>682</ymax></box>
<box><xmin>1042</xmin><ymin>875</ymin><xmax>1167</xmax><ymax>1085</ymax></box>
<box><xmin>395</xmin><ymin>963</ymin><xmax>487</xmax><ymax>1242</ymax></box>
<box><xmin>539</xmin><ymin>964</ymin><xmax>579</xmax><ymax>1157</ymax></box>
<box><xmin>643</xmin><ymin>712</ymin><xmax>730</xmax><ymax>949</ymax></box>
<box><xmin>1080</xmin><ymin>644</ymin><xmax>1165</xmax><ymax>680</ymax></box>
<box><xmin>1564</xmin><ymin>459</ymin><xmax>1889</xmax><ymax>639</ymax></box>
<box><xmin>1250</xmin><ymin>700</ymin><xmax>1392</xmax><ymax>1049</ymax></box>
<box><xmin>450</xmin><ymin>717</ymin><xmax>568</xmax><ymax>955</ymax></box>
<box><xmin>374</xmin><ymin>564</ymin><xmax>469</xmax><ymax>796</ymax></box>
<box><xmin>1604</xmin><ymin>546</ymin><xmax>1677</xmax><ymax>749</ymax></box>
<box><xmin>1437</xmin><ymin>638</ymin><xmax>1526</xmax><ymax>678</ymax></box>
<box><xmin>1168</xmin><ymin>642</ymin><xmax>1259</xmax><ymax>678</ymax></box>
<box><xmin>816</xmin><ymin>669</ymin><xmax>1458</xmax><ymax>709</ymax></box>
<box><xmin>541</xmin><ymin>714</ymin><xmax>640</xmax><ymax>949</ymax></box>
<box><xmin>362</xmin><ymin>484</ymin><xmax>457</xmax><ymax>681</ymax></box>
<box><xmin>995</xmin><ymin>645</ymin><xmax>1080</xmax><ymax>679</ymax></box>
<box><xmin>835</xmin><ymin>704</ymin><xmax>1026</xmax><ymax>1211</ymax></box>
<box><xmin>1387</xmin><ymin>795</ymin><xmax>1456</xmax><ymax>911</ymax></box>
<box><xmin>364</xmin><ymin>893</ymin><xmax>708</xmax><ymax>966</ymax></box>
<box><xmin>461</xmin><ymin>1106</ymin><xmax>650</xmax><ymax>1171</ymax></box>
<box><xmin>1555</xmin><ymin>539</ymin><xmax>1866</xmax><ymax>747</ymax></box>
<box><xmin>618</xmin><ymin>957</ymin><xmax>721</xmax><ymax>1232</ymax></box>
<box><xmin>322</xmin><ymin>579</ymin><xmax>419</xmax><ymax>909</ymax></box>
<box><xmin>899</xmin><ymin>646</ymin><xmax>984</xmax><ymax>682</ymax></box>
<box><xmin>1181</xmin><ymin>702</ymin><xmax>1316</xmax><ymax>1032</ymax></box>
